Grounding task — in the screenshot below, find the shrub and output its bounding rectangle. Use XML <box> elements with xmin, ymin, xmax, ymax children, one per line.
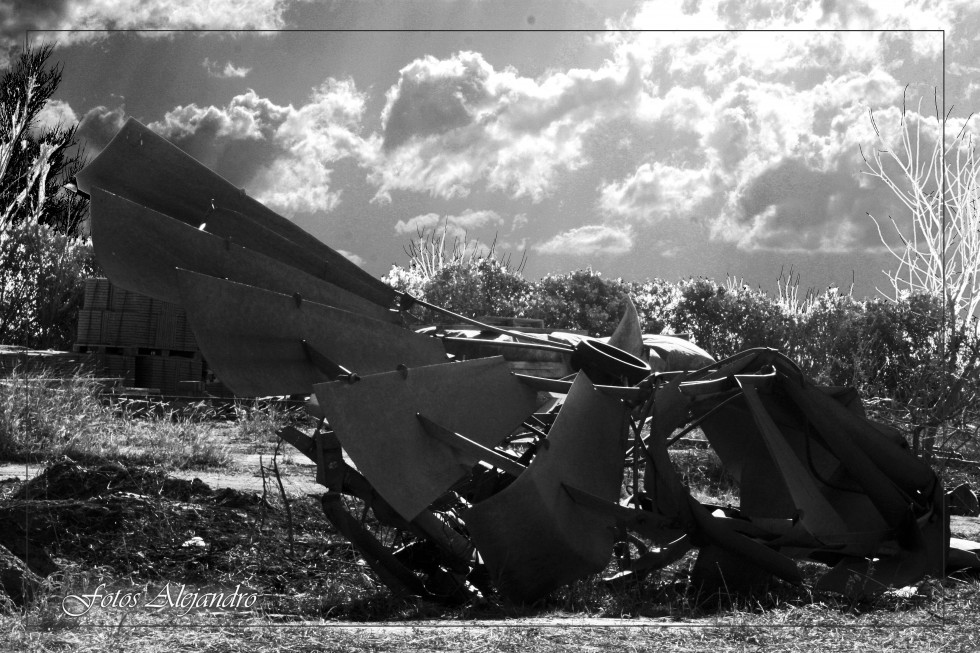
<box><xmin>788</xmin><ymin>286</ymin><xmax>864</xmax><ymax>385</ymax></box>
<box><xmin>668</xmin><ymin>277</ymin><xmax>790</xmax><ymax>359</ymax></box>
<box><xmin>0</xmin><ymin>219</ymin><xmax>95</xmax><ymax>349</ymax></box>
<box><xmin>522</xmin><ymin>269</ymin><xmax>630</xmax><ymax>336</ymax></box>
<box><xmin>0</xmin><ymin>45</ymin><xmax>93</xmax><ymax>349</ymax></box>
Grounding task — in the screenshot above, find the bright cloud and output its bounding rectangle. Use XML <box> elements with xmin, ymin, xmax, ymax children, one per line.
<box><xmin>252</xmin><ymin>79</ymin><xmax>370</xmax><ymax>216</ymax></box>
<box><xmin>77</xmin><ymin>105</ymin><xmax>128</xmax><ymax>156</ymax></box>
<box><xmin>338</xmin><ymin>249</ymin><xmax>366</xmax><ymax>267</ymax></box>
<box><xmin>58</xmin><ymin>0</ymin><xmax>966</xmax><ymax>264</ymax></box>
<box><xmin>203</xmin><ymin>58</ymin><xmax>252</xmax><ymax>79</ymax></box>
<box><xmin>32</xmin><ymin>99</ymin><xmax>78</xmax><ymax>135</ymax></box>
<box><xmin>9</xmin><ymin>0</ymin><xmax>291</xmax><ymax>56</ymax></box>
<box><xmin>150</xmin><ymin>89</ymin><xmax>290</xmax><ymax>142</ymax></box>
<box><xmin>369</xmin><ymin>50</ymin><xmax>644</xmax><ymax>203</ymax></box>
<box><xmin>599</xmin><ymin>162</ymin><xmax>716</xmax><ymax>223</ymax></box>
<box><xmin>394</xmin><ymin>209</ymin><xmax>503</xmax><ymax>243</ymax></box>
<box><xmin>579</xmin><ymin>5</ymin><xmax>938</xmax><ymax>254</ymax></box>
<box><xmin>146</xmin><ymin>80</ymin><xmax>370</xmax><ymax>217</ymax></box>
<box><xmin>534</xmin><ymin>224</ymin><xmax>635</xmax><ymax>256</ymax></box>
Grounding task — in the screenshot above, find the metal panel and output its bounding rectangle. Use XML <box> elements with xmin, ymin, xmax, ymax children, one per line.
<box><xmin>464</xmin><ymin>372</ymin><xmax>627</xmax><ymax>602</ymax></box>
<box><xmin>606</xmin><ymin>296</ymin><xmax>644</xmax><ymax>359</ymax></box>
<box><xmin>90</xmin><ymin>188</ymin><xmax>398</xmax><ymax>323</ymax></box>
<box><xmin>736</xmin><ymin>373</ymin><xmax>850</xmax><ymax>538</ymax></box>
<box><xmin>176</xmin><ymin>269</ymin><xmax>446</xmax><ymax>396</ymax></box>
<box><xmin>314</xmin><ymin>357</ymin><xmax>538</xmax><ymax>521</ymax></box>
<box><xmin>76</xmin><ymin>117</ymin><xmax>398</xmax><ymax>309</ymax></box>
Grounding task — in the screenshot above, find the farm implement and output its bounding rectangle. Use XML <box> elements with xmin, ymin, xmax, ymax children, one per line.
<box><xmin>74</xmin><ymin>118</ymin><xmax>980</xmax><ymax>604</ymax></box>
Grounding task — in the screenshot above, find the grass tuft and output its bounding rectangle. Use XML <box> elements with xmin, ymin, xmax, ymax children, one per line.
<box><xmin>0</xmin><ymin>368</ymin><xmax>231</xmax><ymax>469</ymax></box>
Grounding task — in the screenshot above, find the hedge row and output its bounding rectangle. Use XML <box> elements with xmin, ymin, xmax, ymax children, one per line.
<box><xmin>383</xmin><ymin>259</ymin><xmax>969</xmax><ymax>402</ymax></box>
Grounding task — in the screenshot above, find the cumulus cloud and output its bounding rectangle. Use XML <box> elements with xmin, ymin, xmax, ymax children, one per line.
<box><xmin>338</xmin><ymin>249</ymin><xmax>365</xmax><ymax>267</ymax></box>
<box><xmin>203</xmin><ymin>58</ymin><xmax>252</xmax><ymax>79</ymax></box>
<box><xmin>144</xmin><ymin>80</ymin><xmax>370</xmax><ymax>216</ymax></box>
<box><xmin>534</xmin><ymin>224</ymin><xmax>634</xmax><ymax>256</ymax></box>
<box><xmin>31</xmin><ymin>99</ymin><xmax>78</xmax><ymax>135</ymax></box>
<box><xmin>76</xmin><ymin>105</ymin><xmax>127</xmax><ymax>157</ymax></box>
<box><xmin>511</xmin><ymin>212</ymin><xmax>528</xmax><ymax>232</ymax></box>
<box><xmin>251</xmin><ymin>79</ymin><xmax>370</xmax><ymax>216</ymax></box>
<box><xmin>6</xmin><ymin>0</ymin><xmax>292</xmax><ymax>59</ymax></box>
<box><xmin>368</xmin><ymin>24</ymin><xmax>932</xmax><ymax>255</ymax></box>
<box><xmin>394</xmin><ymin>209</ymin><xmax>503</xmax><ymax>244</ymax></box>
<box><xmin>150</xmin><ymin>89</ymin><xmax>290</xmax><ymax>143</ymax></box>
<box><xmin>576</xmin><ymin>5</ymin><xmax>937</xmax><ymax>255</ymax></box>
<box><xmin>697</xmin><ymin>75</ymin><xmax>911</xmax><ymax>252</ymax></box>
<box><xmin>621</xmin><ymin>0</ymin><xmax>958</xmax><ymax>49</ymax></box>
<box><xmin>369</xmin><ymin>49</ymin><xmax>645</xmax><ymax>203</ymax></box>
<box><xmin>599</xmin><ymin>162</ymin><xmax>716</xmax><ymax>223</ymax></box>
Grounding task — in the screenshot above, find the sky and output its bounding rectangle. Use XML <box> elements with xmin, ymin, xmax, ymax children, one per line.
<box><xmin>6</xmin><ymin>0</ymin><xmax>977</xmax><ymax>301</ymax></box>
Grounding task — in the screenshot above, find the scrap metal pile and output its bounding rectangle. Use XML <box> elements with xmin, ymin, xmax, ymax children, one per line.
<box><xmin>75</xmin><ymin>119</ymin><xmax>980</xmax><ymax>604</ymax></box>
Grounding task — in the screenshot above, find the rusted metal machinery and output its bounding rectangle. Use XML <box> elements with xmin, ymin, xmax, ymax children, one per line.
<box><xmin>75</xmin><ymin>118</ymin><xmax>980</xmax><ymax>604</ymax></box>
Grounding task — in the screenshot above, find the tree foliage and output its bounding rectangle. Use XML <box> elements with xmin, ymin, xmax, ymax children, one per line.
<box><xmin>0</xmin><ymin>45</ymin><xmax>94</xmax><ymax>349</ymax></box>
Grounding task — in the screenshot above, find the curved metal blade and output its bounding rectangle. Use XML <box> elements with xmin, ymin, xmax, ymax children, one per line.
<box><xmin>76</xmin><ymin>117</ymin><xmax>398</xmax><ymax>309</ymax></box>
<box><xmin>314</xmin><ymin>357</ymin><xmax>538</xmax><ymax>521</ymax></box>
<box><xmin>90</xmin><ymin>187</ymin><xmax>398</xmax><ymax>323</ymax></box>
<box><xmin>465</xmin><ymin>372</ymin><xmax>627</xmax><ymax>602</ymax></box>
<box><xmin>607</xmin><ymin>295</ymin><xmax>644</xmax><ymax>359</ymax></box>
<box><xmin>176</xmin><ymin>269</ymin><xmax>446</xmax><ymax>396</ymax></box>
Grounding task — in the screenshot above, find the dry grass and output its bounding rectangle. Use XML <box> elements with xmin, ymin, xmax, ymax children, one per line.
<box><xmin>5</xmin><ymin>581</ymin><xmax>979</xmax><ymax>653</ymax></box>
<box><xmin>0</xmin><ymin>369</ymin><xmax>240</xmax><ymax>469</ymax></box>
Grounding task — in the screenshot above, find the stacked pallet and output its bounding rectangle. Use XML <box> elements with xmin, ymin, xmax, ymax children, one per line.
<box><xmin>75</xmin><ymin>278</ymin><xmax>207</xmax><ymax>395</ymax></box>
<box><xmin>78</xmin><ymin>279</ymin><xmax>198</xmax><ymax>350</ymax></box>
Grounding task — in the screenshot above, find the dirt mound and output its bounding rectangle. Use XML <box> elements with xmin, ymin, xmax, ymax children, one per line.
<box><xmin>12</xmin><ymin>460</ymin><xmax>214</xmax><ymax>502</ymax></box>
<box><xmin>0</xmin><ymin>460</ymin><xmax>353</xmax><ymax>615</ymax></box>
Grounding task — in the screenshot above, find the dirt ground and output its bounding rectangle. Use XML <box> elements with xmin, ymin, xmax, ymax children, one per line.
<box><xmin>2</xmin><ymin>437</ymin><xmax>980</xmax><ymax>622</ymax></box>
<box><xmin>0</xmin><ymin>454</ymin><xmax>322</xmax><ymax>497</ymax></box>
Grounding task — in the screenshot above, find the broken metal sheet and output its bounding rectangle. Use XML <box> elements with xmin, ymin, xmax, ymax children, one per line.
<box><xmin>76</xmin><ymin>114</ymin><xmax>966</xmax><ymax>603</ymax></box>
<box><xmin>640</xmin><ymin>374</ymin><xmax>803</xmax><ymax>586</ymax></box>
<box><xmin>562</xmin><ymin>483</ymin><xmax>686</xmax><ymax>543</ymax></box>
<box><xmin>606</xmin><ymin>296</ymin><xmax>645</xmax><ymax>360</ymax></box>
<box><xmin>513</xmin><ymin>373</ymin><xmax>649</xmax><ymax>401</ymax></box>
<box><xmin>643</xmin><ymin>334</ymin><xmax>715</xmax><ymax>373</ymax></box>
<box><xmin>465</xmin><ymin>372</ymin><xmax>628</xmax><ymax>602</ymax></box>
<box><xmin>642</xmin><ymin>375</ymin><xmax>698</xmax><ymax>528</ymax></box>
<box><xmin>814</xmin><ymin>486</ymin><xmax>945</xmax><ymax>599</ymax></box>
<box><xmin>694</xmin><ymin>361</ymin><xmax>896</xmax><ymax>554</ymax></box>
<box><xmin>416</xmin><ymin>414</ymin><xmax>528</xmax><ymax>478</ymax></box>
<box><xmin>76</xmin><ymin>117</ymin><xmax>398</xmax><ymax>309</ymax></box>
<box><xmin>626</xmin><ymin>535</ymin><xmax>693</xmax><ymax>573</ymax></box>
<box><xmin>787</xmin><ymin>375</ymin><xmax>937</xmax><ymax>499</ymax></box>
<box><xmin>89</xmin><ymin>188</ymin><xmax>398</xmax><ymax>323</ymax></box>
<box><xmin>680</xmin><ymin>355</ymin><xmax>869</xmax><ymax>520</ymax></box>
<box><xmin>736</xmin><ymin>372</ymin><xmax>850</xmax><ymax>540</ymax></box>
<box><xmin>782</xmin><ymin>378</ymin><xmax>919</xmax><ymax>528</ymax></box>
<box><xmin>314</xmin><ymin>357</ymin><xmax>538</xmax><ymax>521</ymax></box>
<box><xmin>687</xmin><ymin>494</ymin><xmax>803</xmax><ymax>586</ymax></box>
<box><xmin>176</xmin><ymin>269</ymin><xmax>447</xmax><ymax>396</ymax></box>
<box><xmin>571</xmin><ymin>338</ymin><xmax>651</xmax><ymax>386</ymax></box>
<box><xmin>948</xmin><ymin>538</ymin><xmax>980</xmax><ymax>573</ymax></box>
<box><xmin>200</xmin><ymin>206</ymin><xmax>379</xmax><ymax>296</ymax></box>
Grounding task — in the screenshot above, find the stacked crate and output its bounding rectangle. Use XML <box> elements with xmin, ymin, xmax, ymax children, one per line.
<box><xmin>75</xmin><ymin>278</ymin><xmax>208</xmax><ymax>395</ymax></box>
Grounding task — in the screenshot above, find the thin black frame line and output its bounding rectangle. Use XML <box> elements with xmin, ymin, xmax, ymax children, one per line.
<box><xmin>25</xmin><ymin>28</ymin><xmax>945</xmax><ymax>36</ymax></box>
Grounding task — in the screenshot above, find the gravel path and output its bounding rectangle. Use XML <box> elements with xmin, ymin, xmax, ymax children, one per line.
<box><xmin>0</xmin><ymin>456</ymin><xmax>324</xmax><ymax>497</ymax></box>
